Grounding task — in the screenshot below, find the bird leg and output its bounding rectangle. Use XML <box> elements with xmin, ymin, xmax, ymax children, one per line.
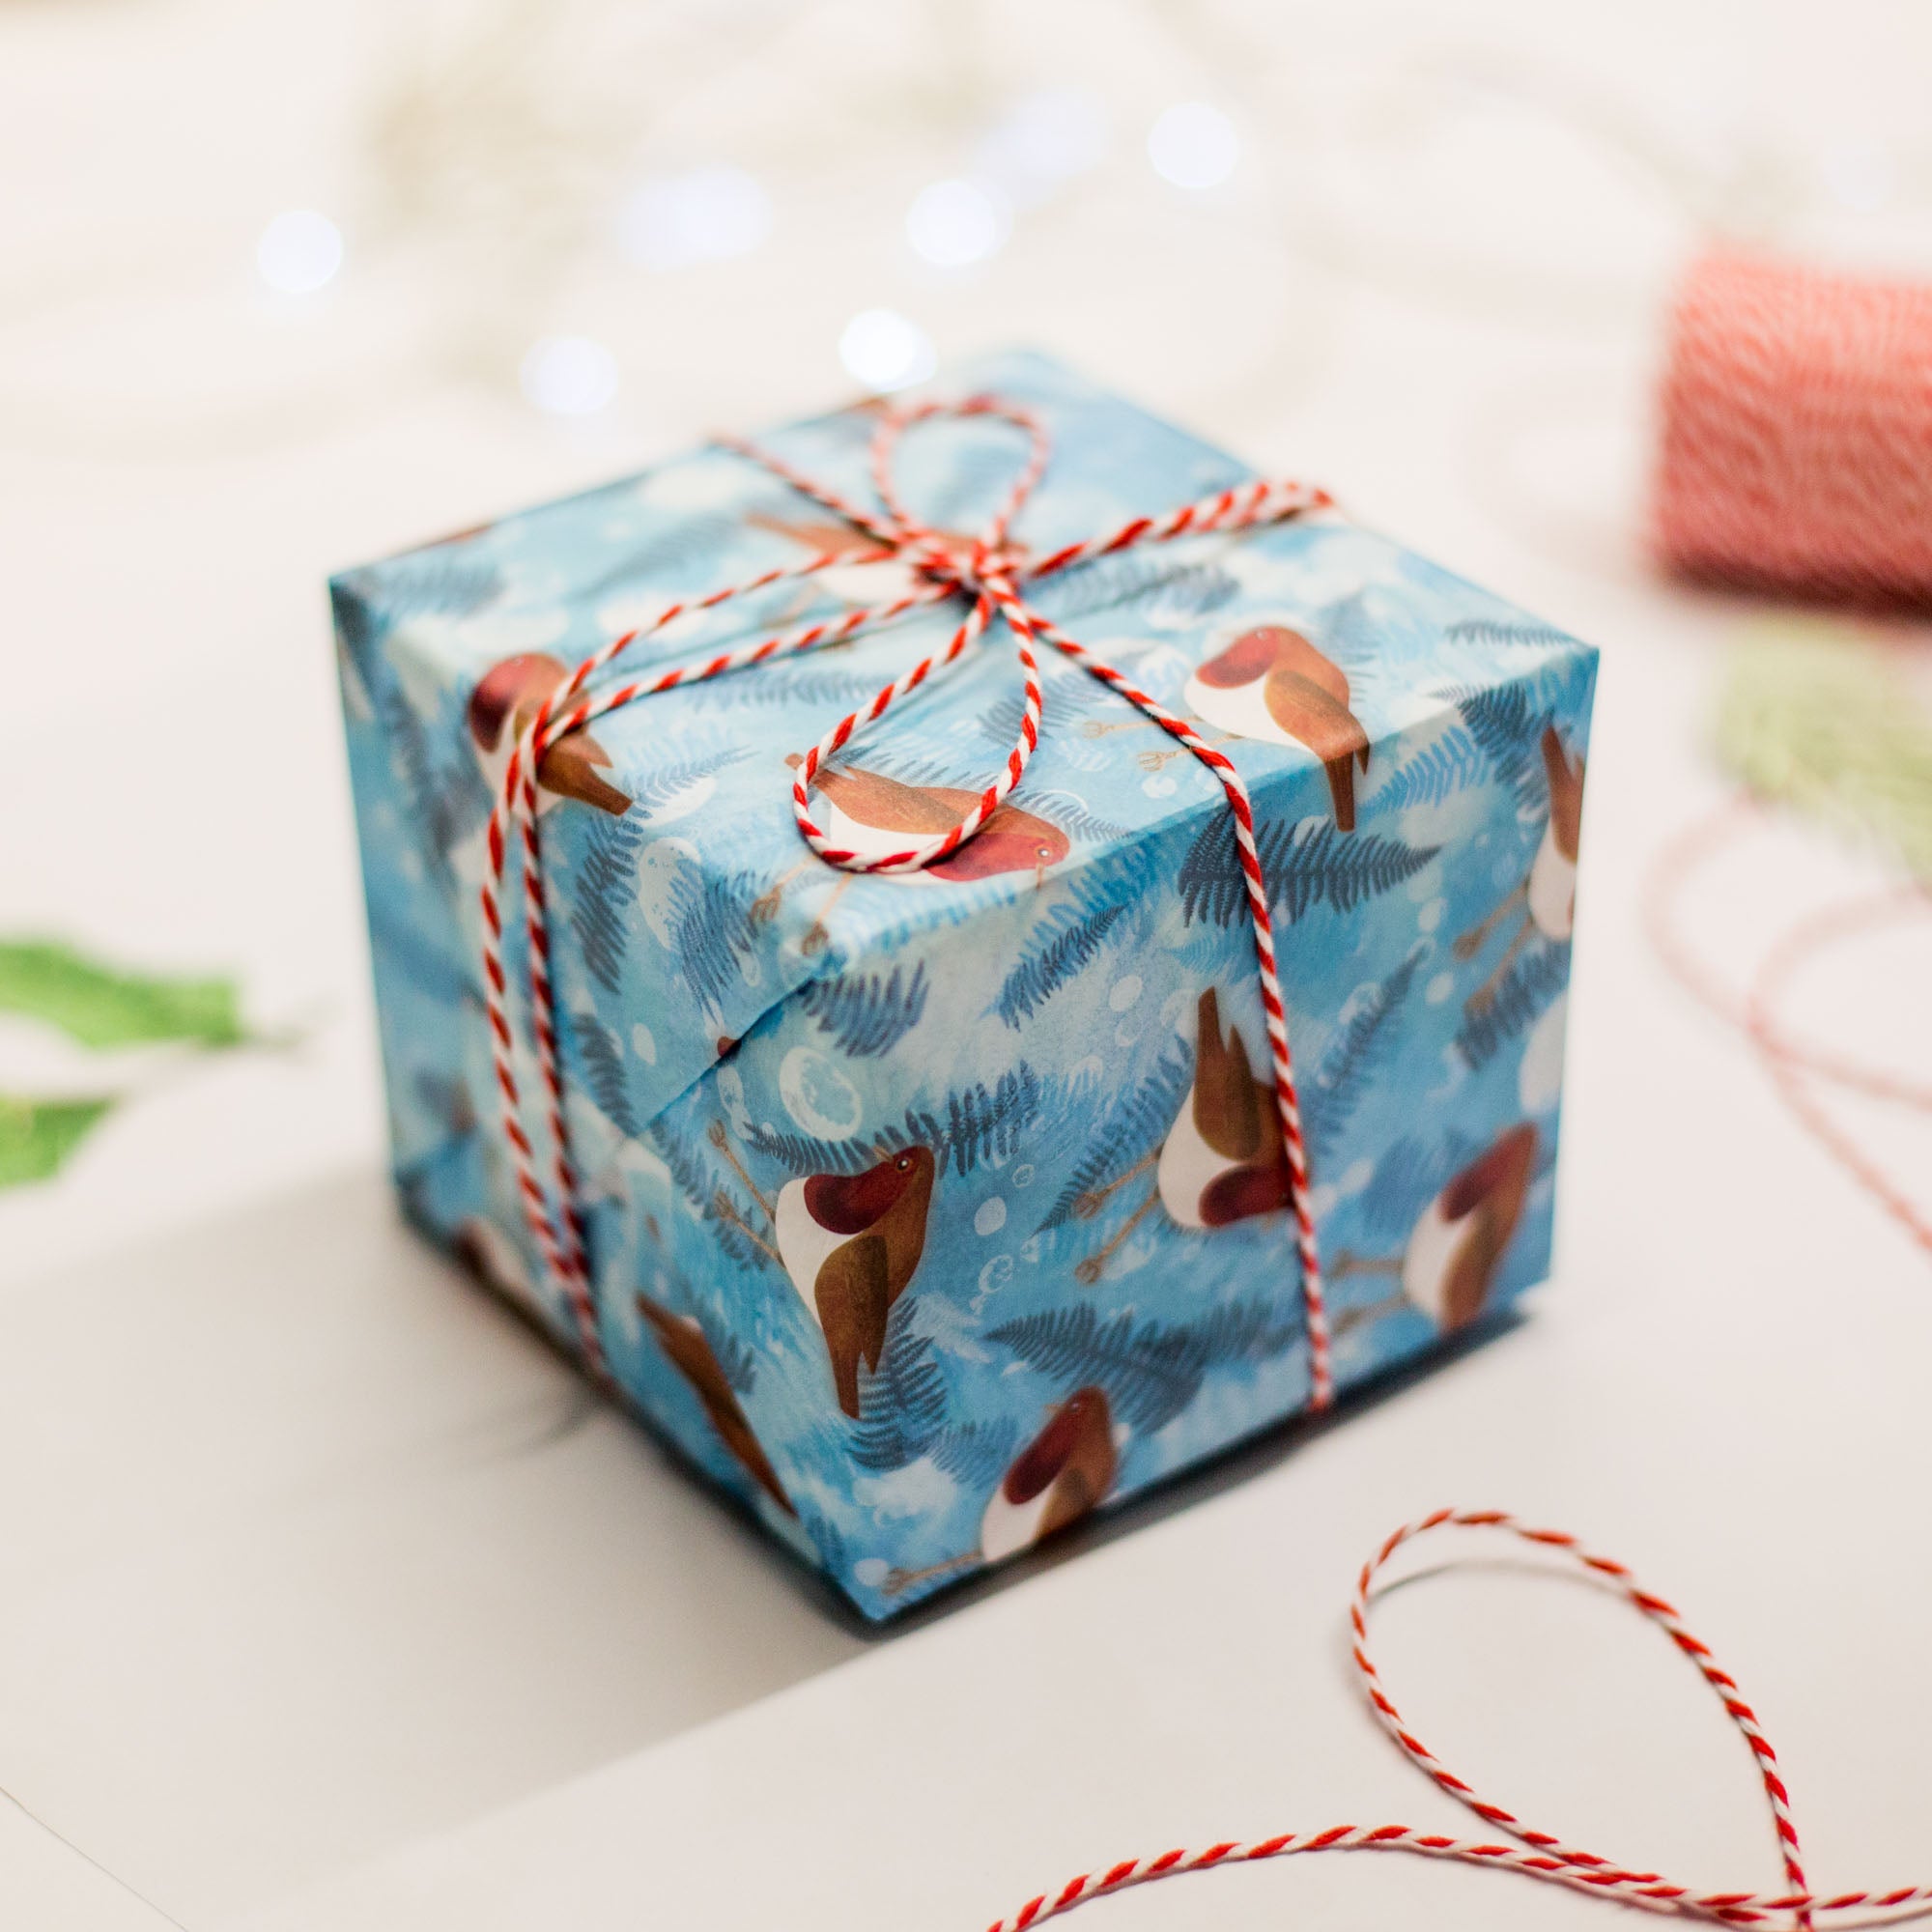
<box><xmin>1327</xmin><ymin>1247</ymin><xmax>1403</xmax><ymax>1282</ymax></box>
<box><xmin>1465</xmin><ymin>918</ymin><xmax>1533</xmax><ymax>1014</ymax></box>
<box><xmin>1330</xmin><ymin>1290</ymin><xmax>1410</xmax><ymax>1340</ymax></box>
<box><xmin>1071</xmin><ymin>1151</ymin><xmax>1157</xmax><ymax>1221</ymax></box>
<box><xmin>1453</xmin><ymin>883</ymin><xmax>1526</xmax><ymax>962</ymax></box>
<box><xmin>1074</xmin><ymin>1186</ymin><xmax>1160</xmax><ymax>1285</ymax></box>
<box><xmin>707</xmin><ymin>1120</ymin><xmax>775</xmax><ymax>1220</ymax></box>
<box><xmin>801</xmin><ymin>874</ymin><xmax>855</xmax><ymax>956</ymax></box>
<box><xmin>710</xmin><ymin>1192</ymin><xmax>782</xmax><ymax>1265</ymax></box>
<box><xmin>883</xmin><ymin>1550</ymin><xmax>980</xmax><ymax>1599</ymax></box>
<box><xmin>1078</xmin><ymin>717</ymin><xmax>1231</xmax><ymax>772</ymax></box>
<box><xmin>749</xmin><ymin>861</ymin><xmax>814</xmax><ymax>931</ymax></box>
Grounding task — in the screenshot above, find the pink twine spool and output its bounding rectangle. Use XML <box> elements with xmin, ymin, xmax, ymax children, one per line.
<box><xmin>1653</xmin><ymin>250</ymin><xmax>1932</xmax><ymax>603</ymax></box>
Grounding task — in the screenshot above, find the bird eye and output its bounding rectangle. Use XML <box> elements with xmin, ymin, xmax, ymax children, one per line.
<box><xmin>895</xmin><ymin>1154</ymin><xmax>911</xmax><ymax>1171</ymax></box>
<box><xmin>1037</xmin><ymin>843</ymin><xmax>1052</xmax><ymax>859</ymax></box>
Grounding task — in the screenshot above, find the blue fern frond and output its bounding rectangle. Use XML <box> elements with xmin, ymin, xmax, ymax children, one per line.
<box><xmin>796</xmin><ymin>961</ymin><xmax>930</xmax><ymax>1057</ymax></box>
<box><xmin>570</xmin><ymin>1012</ymin><xmax>639</xmax><ymax>1137</ymax></box>
<box><xmin>666</xmin><ymin>865</ymin><xmax>765</xmax><ymax>1016</ymax></box>
<box><xmin>569</xmin><ymin>811</ymin><xmax>649</xmax><ymax>995</ymax></box>
<box><xmin>580</xmin><ymin>512</ymin><xmax>742</xmax><ymax>598</ymax></box>
<box><xmin>630</xmin><ymin>745</ymin><xmax>754</xmax><ymax>815</ymax></box>
<box><xmin>1039</xmin><ymin>1037</ymin><xmax>1192</xmax><ymax>1229</ymax></box>
<box><xmin>1446</xmin><ymin>617</ymin><xmax>1578</xmax><ymax>653</ymax></box>
<box><xmin>1032</xmin><ymin>552</ymin><xmax>1240</xmax><ymax>627</ymax></box>
<box><xmin>748</xmin><ymin>1063</ymin><xmax>1044</xmax><ymax>1178</ymax></box>
<box><xmin>851</xmin><ymin>1317</ymin><xmax>952</xmax><ymax>1470</ymax></box>
<box><xmin>927</xmin><ymin>1418</ymin><xmax>1019</xmax><ymax>1490</ymax></box>
<box><xmin>1178</xmin><ymin>816</ymin><xmax>1440</xmax><ymax>927</ymax></box>
<box><xmin>1363</xmin><ymin>726</ymin><xmax>1485</xmax><ymax>815</ymax></box>
<box><xmin>1358</xmin><ymin>1129</ymin><xmax>1477</xmax><ymax>1240</ymax></box>
<box><xmin>1301</xmin><ymin>948</ymin><xmax>1425</xmax><ymax>1166</ymax></box>
<box><xmin>1456</xmin><ymin>685</ymin><xmax>1551</xmax><ymax>816</ymax></box>
<box><xmin>1454</xmin><ymin>941</ymin><xmax>1570</xmax><ymax>1069</ymax></box>
<box><xmin>994</xmin><ymin>903</ymin><xmax>1129</xmax><ymax>1028</ymax></box>
<box><xmin>987</xmin><ymin>1298</ymin><xmax>1303</xmax><ymax>1435</ymax></box>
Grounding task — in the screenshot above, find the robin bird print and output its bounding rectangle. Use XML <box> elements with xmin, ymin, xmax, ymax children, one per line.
<box><xmin>883</xmin><ymin>1386</ymin><xmax>1120</xmax><ymax>1599</ymax></box>
<box><xmin>749</xmin><ymin>511</ymin><xmax>1021</xmax><ymax>611</ymax></box>
<box><xmin>469</xmin><ymin>653</ymin><xmax>633</xmax><ymax>817</ymax></box>
<box><xmin>708</xmin><ymin>1122</ymin><xmax>938</xmax><ymax>1419</ymax></box>
<box><xmin>1331</xmin><ymin>1122</ymin><xmax>1540</xmax><ymax>1335</ymax></box>
<box><xmin>1454</xmin><ymin>724</ymin><xmax>1585</xmax><ymax>1010</ymax></box>
<box><xmin>1183</xmin><ymin>624</ymin><xmax>1371</xmax><ymax>831</ymax></box>
<box><xmin>635</xmin><ymin>1292</ymin><xmax>793</xmax><ymax>1515</ymax></box>
<box><xmin>1073</xmin><ymin>987</ymin><xmax>1293</xmax><ymax>1285</ymax></box>
<box><xmin>752</xmin><ymin>755</ymin><xmax>1072</xmax><ymax>953</ymax></box>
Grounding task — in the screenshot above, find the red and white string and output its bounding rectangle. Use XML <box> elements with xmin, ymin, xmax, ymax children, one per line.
<box><xmin>984</xmin><ymin>1509</ymin><xmax>1932</xmax><ymax>1932</ymax></box>
<box><xmin>477</xmin><ymin>396</ymin><xmax>1336</xmax><ymax>1397</ymax></box>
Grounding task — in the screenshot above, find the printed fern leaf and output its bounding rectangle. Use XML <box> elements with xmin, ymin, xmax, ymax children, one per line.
<box><xmin>666</xmin><ymin>866</ymin><xmax>765</xmax><ymax>1016</ymax></box>
<box><xmin>1457</xmin><ymin>685</ymin><xmax>1550</xmax><ymax>816</ymax></box>
<box><xmin>851</xmin><ymin>1318</ymin><xmax>952</xmax><ymax>1471</ymax></box>
<box><xmin>1034</xmin><ymin>553</ymin><xmax>1239</xmax><ymax>626</ymax></box>
<box><xmin>995</xmin><ymin>903</ymin><xmax>1128</xmax><ymax>1028</ymax></box>
<box><xmin>1039</xmin><ymin>1039</ymin><xmax>1193</xmax><ymax>1229</ymax></box>
<box><xmin>927</xmin><ymin>1418</ymin><xmax>1019</xmax><ymax>1490</ymax></box>
<box><xmin>747</xmin><ymin>1064</ymin><xmax>1045</xmax><ymax>1177</ymax></box>
<box><xmin>1446</xmin><ymin>618</ymin><xmax>1578</xmax><ymax>653</ymax></box>
<box><xmin>572</xmin><ymin>1013</ymin><xmax>639</xmax><ymax>1137</ymax></box>
<box><xmin>1454</xmin><ymin>941</ymin><xmax>1570</xmax><ymax>1069</ymax></box>
<box><xmin>796</xmin><ymin>962</ymin><xmax>930</xmax><ymax>1058</ymax></box>
<box><xmin>1301</xmin><ymin>949</ymin><xmax>1424</xmax><ymax>1166</ymax></box>
<box><xmin>1178</xmin><ymin>816</ymin><xmax>1439</xmax><ymax>927</ymax></box>
<box><xmin>988</xmin><ymin>1298</ymin><xmax>1303</xmax><ymax>1435</ymax></box>
<box><xmin>1359</xmin><ymin>1130</ymin><xmax>1478</xmax><ymax>1240</ymax></box>
<box><xmin>630</xmin><ymin>746</ymin><xmax>753</xmax><ymax>816</ymax></box>
<box><xmin>1363</xmin><ymin>726</ymin><xmax>1484</xmax><ymax>815</ymax></box>
<box><xmin>569</xmin><ymin>811</ymin><xmax>648</xmax><ymax>995</ymax></box>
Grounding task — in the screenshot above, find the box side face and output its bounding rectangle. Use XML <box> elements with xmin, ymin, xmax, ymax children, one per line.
<box><xmin>560</xmin><ymin>630</ymin><xmax>1595</xmax><ymax>1619</ymax></box>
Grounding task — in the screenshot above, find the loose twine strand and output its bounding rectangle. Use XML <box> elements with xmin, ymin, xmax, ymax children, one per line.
<box><xmin>1643</xmin><ymin>798</ymin><xmax>1932</xmax><ymax>1259</ymax></box>
<box><xmin>983</xmin><ymin>1509</ymin><xmax>1931</xmax><ymax>1932</ymax></box>
<box><xmin>475</xmin><ymin>395</ymin><xmax>1336</xmax><ymax>1399</ymax></box>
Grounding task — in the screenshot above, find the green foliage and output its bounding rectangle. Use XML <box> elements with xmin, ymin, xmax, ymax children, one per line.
<box><xmin>0</xmin><ymin>940</ymin><xmax>245</xmax><ymax>1049</ymax></box>
<box><xmin>797</xmin><ymin>961</ymin><xmax>930</xmax><ymax>1057</ymax></box>
<box><xmin>1177</xmin><ymin>816</ymin><xmax>1440</xmax><ymax>927</ymax></box>
<box><xmin>1715</xmin><ymin>627</ymin><xmax>1932</xmax><ymax>878</ymax></box>
<box><xmin>988</xmin><ymin>1298</ymin><xmax>1305</xmax><ymax>1435</ymax></box>
<box><xmin>0</xmin><ymin>1094</ymin><xmax>115</xmax><ymax>1189</ymax></box>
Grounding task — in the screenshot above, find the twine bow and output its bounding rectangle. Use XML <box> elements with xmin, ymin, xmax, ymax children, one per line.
<box><xmin>478</xmin><ymin>395</ymin><xmax>1335</xmax><ymax>1399</ymax></box>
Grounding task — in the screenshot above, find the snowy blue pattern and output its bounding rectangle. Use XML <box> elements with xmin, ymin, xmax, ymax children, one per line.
<box><xmin>334</xmin><ymin>350</ymin><xmax>1598</xmax><ymax>1619</ymax></box>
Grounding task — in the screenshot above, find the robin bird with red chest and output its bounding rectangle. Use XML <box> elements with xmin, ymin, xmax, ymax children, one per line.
<box><xmin>882</xmin><ymin>1385</ymin><xmax>1120</xmax><ymax>1599</ymax></box>
<box><xmin>752</xmin><ymin>755</ymin><xmax>1072</xmax><ymax>952</ymax></box>
<box><xmin>1183</xmin><ymin>623</ymin><xmax>1372</xmax><ymax>831</ymax></box>
<box><xmin>1455</xmin><ymin>724</ymin><xmax>1586</xmax><ymax>1011</ymax></box>
<box><xmin>468</xmin><ymin>653</ymin><xmax>633</xmax><ymax>817</ymax></box>
<box><xmin>708</xmin><ymin>1122</ymin><xmax>938</xmax><ymax>1420</ymax></box>
<box><xmin>1330</xmin><ymin>1122</ymin><xmax>1540</xmax><ymax>1337</ymax></box>
<box><xmin>1072</xmin><ymin>987</ymin><xmax>1294</xmax><ymax>1285</ymax></box>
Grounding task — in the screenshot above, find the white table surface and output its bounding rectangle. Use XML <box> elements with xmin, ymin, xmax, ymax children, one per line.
<box><xmin>2</xmin><ymin>4</ymin><xmax>1929</xmax><ymax>1929</ymax></box>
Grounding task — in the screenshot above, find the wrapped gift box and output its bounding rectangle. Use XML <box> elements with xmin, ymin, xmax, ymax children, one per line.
<box><xmin>332</xmin><ymin>351</ymin><xmax>1597</xmax><ymax>1619</ymax></box>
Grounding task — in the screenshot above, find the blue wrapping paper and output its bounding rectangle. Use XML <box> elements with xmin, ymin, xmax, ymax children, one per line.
<box><xmin>333</xmin><ymin>350</ymin><xmax>1598</xmax><ymax>1619</ymax></box>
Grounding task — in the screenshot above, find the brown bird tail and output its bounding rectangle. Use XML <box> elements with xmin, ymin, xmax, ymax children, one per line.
<box><xmin>1324</xmin><ymin>753</ymin><xmax>1359</xmax><ymax>833</ymax></box>
<box><xmin>539</xmin><ymin>732</ymin><xmax>633</xmax><ymax>815</ymax></box>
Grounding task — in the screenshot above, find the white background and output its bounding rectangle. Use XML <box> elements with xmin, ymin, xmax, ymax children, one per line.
<box><xmin>1</xmin><ymin>3</ymin><xmax>1929</xmax><ymax>1928</ymax></box>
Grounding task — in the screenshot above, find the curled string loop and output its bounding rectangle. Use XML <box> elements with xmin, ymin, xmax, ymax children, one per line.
<box><xmin>985</xmin><ymin>1509</ymin><xmax>1932</xmax><ymax>1932</ymax></box>
<box><xmin>477</xmin><ymin>395</ymin><xmax>1335</xmax><ymax>1400</ymax></box>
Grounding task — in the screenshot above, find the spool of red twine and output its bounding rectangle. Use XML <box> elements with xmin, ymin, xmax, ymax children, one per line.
<box><xmin>1653</xmin><ymin>250</ymin><xmax>1932</xmax><ymax>603</ymax></box>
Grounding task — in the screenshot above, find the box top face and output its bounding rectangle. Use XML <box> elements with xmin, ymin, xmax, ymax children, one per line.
<box><xmin>334</xmin><ymin>349</ymin><xmax>1597</xmax><ymax>1137</ymax></box>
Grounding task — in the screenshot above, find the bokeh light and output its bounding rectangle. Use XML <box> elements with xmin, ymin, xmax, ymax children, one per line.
<box><xmin>905</xmin><ymin>178</ymin><xmax>1009</xmax><ymax>268</ymax></box>
<box><xmin>1147</xmin><ymin>102</ymin><xmax>1239</xmax><ymax>190</ymax></box>
<box><xmin>619</xmin><ymin>166</ymin><xmax>772</xmax><ymax>270</ymax></box>
<box><xmin>255</xmin><ymin>210</ymin><xmax>343</xmax><ymax>294</ymax></box>
<box><xmin>521</xmin><ymin>335</ymin><xmax>619</xmax><ymax>415</ymax></box>
<box><xmin>838</xmin><ymin>310</ymin><xmax>936</xmax><ymax>391</ymax></box>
